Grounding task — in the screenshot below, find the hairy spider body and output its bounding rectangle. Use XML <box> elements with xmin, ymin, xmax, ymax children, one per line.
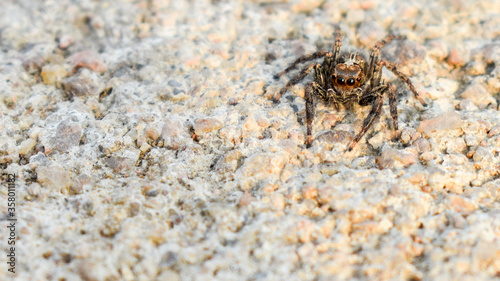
<box><xmin>274</xmin><ymin>33</ymin><xmax>426</xmax><ymax>151</ymax></box>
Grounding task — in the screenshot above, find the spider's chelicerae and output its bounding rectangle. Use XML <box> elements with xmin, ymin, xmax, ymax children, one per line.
<box><xmin>273</xmin><ymin>33</ymin><xmax>426</xmax><ymax>151</ymax></box>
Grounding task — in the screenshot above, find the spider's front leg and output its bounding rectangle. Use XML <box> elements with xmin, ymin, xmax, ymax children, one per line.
<box><xmin>379</xmin><ymin>60</ymin><xmax>426</xmax><ymax>106</ymax></box>
<box><xmin>274</xmin><ymin>51</ymin><xmax>329</xmax><ymax>79</ymax></box>
<box><xmin>304</xmin><ymin>82</ymin><xmax>325</xmax><ymax>148</ymax></box>
<box><xmin>348</xmin><ymin>86</ymin><xmax>386</xmax><ymax>151</ymax></box>
<box><xmin>274</xmin><ymin>63</ymin><xmax>320</xmax><ymax>103</ymax></box>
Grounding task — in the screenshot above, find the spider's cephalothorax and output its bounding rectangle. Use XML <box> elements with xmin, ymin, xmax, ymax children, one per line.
<box><xmin>273</xmin><ymin>33</ymin><xmax>426</xmax><ymax>151</ymax></box>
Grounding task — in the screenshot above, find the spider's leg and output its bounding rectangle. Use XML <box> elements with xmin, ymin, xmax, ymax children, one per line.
<box><xmin>274</xmin><ymin>50</ymin><xmax>328</xmax><ymax>79</ymax></box>
<box><xmin>387</xmin><ymin>83</ymin><xmax>399</xmax><ymax>139</ymax></box>
<box><xmin>348</xmin><ymin>88</ymin><xmax>385</xmax><ymax>151</ymax></box>
<box><xmin>379</xmin><ymin>60</ymin><xmax>426</xmax><ymax>106</ymax></box>
<box><xmin>320</xmin><ymin>31</ymin><xmax>342</xmax><ymax>86</ymax></box>
<box><xmin>332</xmin><ymin>31</ymin><xmax>342</xmax><ymax>58</ymax></box>
<box><xmin>274</xmin><ymin>63</ymin><xmax>320</xmax><ymax>103</ymax></box>
<box><xmin>366</xmin><ymin>34</ymin><xmax>406</xmax><ymax>81</ymax></box>
<box><xmin>305</xmin><ymin>82</ymin><xmax>325</xmax><ymax>147</ymax></box>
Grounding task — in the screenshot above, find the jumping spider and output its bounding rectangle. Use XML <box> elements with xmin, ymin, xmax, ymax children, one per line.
<box><xmin>274</xmin><ymin>33</ymin><xmax>426</xmax><ymax>151</ymax></box>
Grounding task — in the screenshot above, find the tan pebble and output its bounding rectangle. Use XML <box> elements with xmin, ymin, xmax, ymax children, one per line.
<box><xmin>316</xmin><ymin>130</ymin><xmax>353</xmax><ymax>147</ymax></box>
<box><xmin>464</xmin><ymin>134</ymin><xmax>480</xmax><ymax>146</ymax></box>
<box><xmin>68</xmin><ymin>51</ymin><xmax>107</xmax><ymax>73</ymax></box>
<box><xmin>145</xmin><ymin>126</ymin><xmax>160</xmax><ymax>141</ymax></box>
<box><xmin>139</xmin><ymin>143</ymin><xmax>151</xmax><ymax>153</ymax></box>
<box><xmin>447</xmin><ymin>194</ymin><xmax>476</xmax><ymax>213</ymax></box>
<box><xmin>311</xmin><ymin>207</ymin><xmax>326</xmax><ymax>217</ymax></box>
<box><xmin>413</xmin><ymin>137</ymin><xmax>431</xmax><ymax>152</ymax></box>
<box><xmin>352</xmin><ymin>218</ymin><xmax>393</xmax><ymax>234</ymax></box>
<box><xmin>148</xmin><ymin>225</ymin><xmax>168</xmax><ymax>245</ymax></box>
<box><xmin>270</xmin><ymin>194</ymin><xmax>285</xmax><ymax>211</ymax></box>
<box><xmin>472</xmin><ymin>147</ymin><xmax>493</xmax><ymax>163</ymax></box>
<box><xmin>465</xmin><ymin>60</ymin><xmax>487</xmax><ymax>76</ymax></box>
<box><xmin>445</xmin><ymin>137</ymin><xmax>467</xmax><ymax>154</ymax></box>
<box><xmin>104</xmin><ymin>156</ymin><xmax>135</xmax><ymax>172</ymax></box>
<box><xmin>71</xmin><ymin>174</ymin><xmax>91</xmax><ymax>194</ymax></box>
<box><xmin>262</xmin><ymin>182</ymin><xmax>278</xmax><ymax>193</ymax></box>
<box><xmin>219</xmin><ymin>125</ymin><xmax>242</xmax><ymax>146</ymax></box>
<box><xmin>23</xmin><ymin>56</ymin><xmax>44</xmax><ymax>74</ymax></box>
<box><xmin>291</xmin><ymin>0</ymin><xmax>323</xmax><ymax>13</ymax></box>
<box><xmin>37</xmin><ymin>165</ymin><xmax>72</xmax><ymax>193</ymax></box>
<box><xmin>320</xmin><ymin>219</ymin><xmax>336</xmax><ymax>238</ymax></box>
<box><xmin>297</xmin><ymin>220</ymin><xmax>315</xmax><ymax>243</ymax></box>
<box><xmin>460</xmin><ymin>82</ymin><xmax>497</xmax><ymax>109</ymax></box>
<box><xmin>405</xmin><ymin>172</ymin><xmax>428</xmax><ymax>185</ymax></box>
<box><xmin>237</xmin><ymin>152</ymin><xmax>286</xmax><ymax>190</ymax></box>
<box><xmin>421</xmin><ymin>185</ymin><xmax>432</xmax><ymax>193</ymax></box>
<box><xmin>417</xmin><ymin>111</ymin><xmax>462</xmax><ymax>138</ymax></box>
<box><xmin>161</xmin><ymin>117</ymin><xmax>187</xmax><ymax>149</ymax></box>
<box><xmin>459</xmin><ymin>98</ymin><xmax>478</xmax><ymax>111</ymax></box>
<box><xmin>194</xmin><ymin>118</ymin><xmax>223</xmax><ymax>135</ymax></box>
<box><xmin>296</xmin><ymin>242</ymin><xmax>318</xmax><ymax>262</ymax></box>
<box><xmin>376</xmin><ymin>147</ymin><xmax>417</xmax><ymax>169</ymax></box>
<box><xmin>447</xmin><ymin>48</ymin><xmax>465</xmax><ymax>67</ymax></box>
<box><xmin>296</xmin><ymin>199</ymin><xmax>317</xmax><ymax>215</ymax></box>
<box><xmin>419</xmin><ymin>151</ymin><xmax>435</xmax><ymax>162</ymax></box>
<box><xmin>216</xmin><ymin>149</ymin><xmax>242</xmax><ymax>173</ymax></box>
<box><xmin>302</xmin><ymin>184</ymin><xmax>318</xmax><ymax>199</ymax></box>
<box><xmin>99</xmin><ymin>218</ymin><xmax>122</xmax><ymax>237</ymax></box>
<box><xmin>336</xmin><ymin>218</ymin><xmax>352</xmax><ymax>235</ymax></box>
<box><xmin>487</xmin><ymin>124</ymin><xmax>500</xmax><ymax>137</ymax></box>
<box><xmin>62</xmin><ymin>69</ymin><xmax>105</xmax><ymax>97</ymax></box>
<box><xmin>426</xmin><ymin>39</ymin><xmax>449</xmax><ymax>60</ymax></box>
<box><xmin>238</xmin><ymin>192</ymin><xmax>253</xmax><ymax>207</ymax></box>
<box><xmin>242</xmin><ymin>116</ymin><xmax>259</xmax><ymax>132</ymax></box>
<box><xmin>256</xmin><ymin>117</ymin><xmax>270</xmax><ymax>128</ymax></box>
<box><xmin>321</xmin><ymin>113</ymin><xmax>342</xmax><ymax>129</ymax></box>
<box><xmin>41</xmin><ymin>64</ymin><xmax>67</xmax><ymax>85</ymax></box>
<box><xmin>472</xmin><ymin>241</ymin><xmax>500</xmax><ymax>269</ymax></box>
<box><xmin>18</xmin><ymin>138</ymin><xmax>37</xmax><ymax>155</ymax></box>
<box><xmin>58</xmin><ymin>34</ymin><xmax>74</xmax><ymax>49</ymax></box>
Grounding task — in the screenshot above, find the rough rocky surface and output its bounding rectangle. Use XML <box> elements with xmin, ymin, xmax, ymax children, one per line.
<box><xmin>0</xmin><ymin>0</ymin><xmax>499</xmax><ymax>280</ymax></box>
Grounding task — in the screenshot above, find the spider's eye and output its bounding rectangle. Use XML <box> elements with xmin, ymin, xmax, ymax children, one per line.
<box><xmin>337</xmin><ymin>77</ymin><xmax>345</xmax><ymax>85</ymax></box>
<box><xmin>347</xmin><ymin>78</ymin><xmax>355</xmax><ymax>86</ymax></box>
<box><xmin>356</xmin><ymin>77</ymin><xmax>361</xmax><ymax>82</ymax></box>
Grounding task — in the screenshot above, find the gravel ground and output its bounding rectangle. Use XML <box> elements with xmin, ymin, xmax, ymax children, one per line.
<box><xmin>1</xmin><ymin>0</ymin><xmax>500</xmax><ymax>280</ymax></box>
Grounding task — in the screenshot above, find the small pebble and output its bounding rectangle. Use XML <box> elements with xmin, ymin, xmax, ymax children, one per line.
<box><xmin>460</xmin><ymin>82</ymin><xmax>497</xmax><ymax>109</ymax></box>
<box><xmin>237</xmin><ymin>152</ymin><xmax>286</xmax><ymax>190</ymax></box>
<box><xmin>417</xmin><ymin>111</ymin><xmax>462</xmax><ymax>138</ymax></box>
<box><xmin>161</xmin><ymin>117</ymin><xmax>188</xmax><ymax>149</ymax></box>
<box><xmin>447</xmin><ymin>194</ymin><xmax>476</xmax><ymax>214</ymax></box>
<box><xmin>36</xmin><ymin>165</ymin><xmax>72</xmax><ymax>193</ymax></box>
<box><xmin>194</xmin><ymin>118</ymin><xmax>223</xmax><ymax>135</ymax></box>
<box><xmin>18</xmin><ymin>138</ymin><xmax>37</xmax><ymax>155</ymax></box>
<box><xmin>376</xmin><ymin>148</ymin><xmax>417</xmax><ymax>169</ymax></box>
<box><xmin>54</xmin><ymin>120</ymin><xmax>83</xmax><ymax>152</ymax></box>
<box><xmin>446</xmin><ymin>48</ymin><xmax>465</xmax><ymax>67</ymax></box>
<box><xmin>41</xmin><ymin>64</ymin><xmax>67</xmax><ymax>85</ymax></box>
<box><xmin>68</xmin><ymin>51</ymin><xmax>107</xmax><ymax>74</ymax></box>
<box><xmin>62</xmin><ymin>68</ymin><xmax>105</xmax><ymax>97</ymax></box>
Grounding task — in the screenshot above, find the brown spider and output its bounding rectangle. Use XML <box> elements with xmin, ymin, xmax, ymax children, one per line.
<box><xmin>273</xmin><ymin>33</ymin><xmax>426</xmax><ymax>151</ymax></box>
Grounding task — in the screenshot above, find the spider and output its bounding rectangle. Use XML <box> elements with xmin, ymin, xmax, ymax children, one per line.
<box><xmin>273</xmin><ymin>33</ymin><xmax>426</xmax><ymax>151</ymax></box>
